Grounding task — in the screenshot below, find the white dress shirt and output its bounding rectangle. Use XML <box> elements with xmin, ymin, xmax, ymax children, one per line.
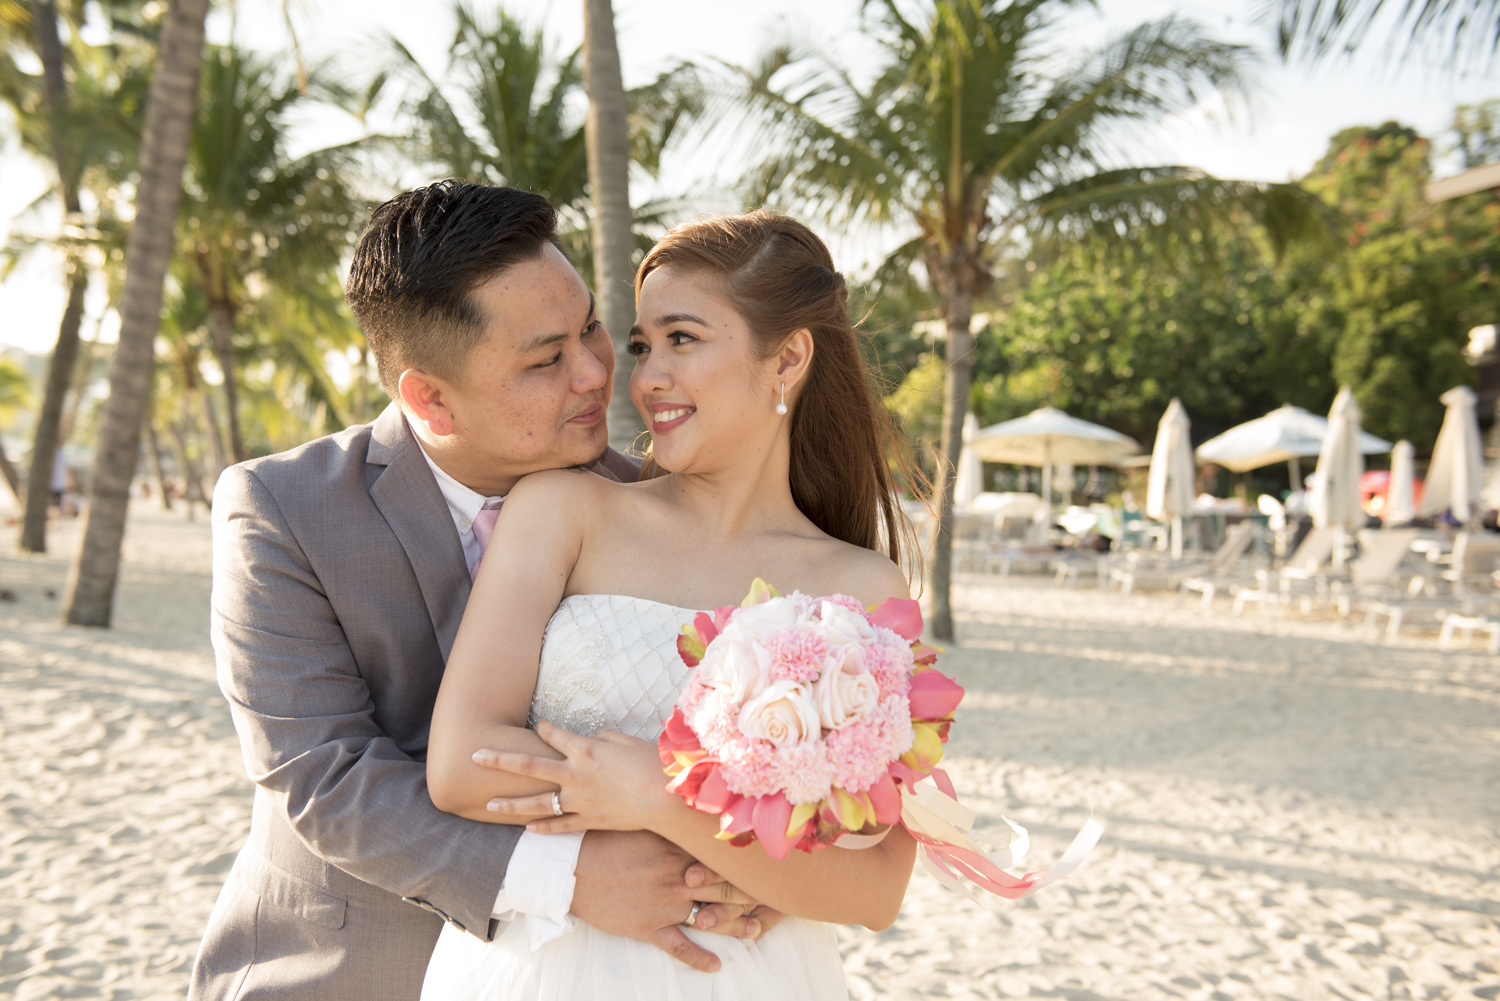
<box><xmin>417</xmin><ymin>443</ymin><xmax>583</xmax><ymax>948</ymax></box>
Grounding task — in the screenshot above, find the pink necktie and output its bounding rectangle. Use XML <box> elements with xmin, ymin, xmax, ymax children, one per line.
<box><xmin>470</xmin><ymin>505</ymin><xmax>502</xmax><ymax>582</ymax></box>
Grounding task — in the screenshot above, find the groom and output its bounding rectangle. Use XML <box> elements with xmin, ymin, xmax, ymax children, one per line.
<box><xmin>188</xmin><ymin>181</ymin><xmax>764</xmax><ymax>999</ymax></box>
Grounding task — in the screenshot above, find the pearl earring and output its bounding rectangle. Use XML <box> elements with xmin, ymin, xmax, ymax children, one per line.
<box><xmin>776</xmin><ymin>383</ymin><xmax>788</xmax><ymax>416</ymax></box>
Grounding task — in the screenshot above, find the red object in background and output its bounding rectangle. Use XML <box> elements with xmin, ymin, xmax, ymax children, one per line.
<box><xmin>1359</xmin><ymin>470</ymin><xmax>1390</xmax><ymax>503</ymax></box>
<box><xmin>1359</xmin><ymin>469</ymin><xmax>1423</xmax><ymax>515</ymax></box>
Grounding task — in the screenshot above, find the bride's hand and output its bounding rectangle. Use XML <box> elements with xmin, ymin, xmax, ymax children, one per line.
<box><xmin>472</xmin><ymin>720</ymin><xmax>678</xmax><ymax>833</ymax></box>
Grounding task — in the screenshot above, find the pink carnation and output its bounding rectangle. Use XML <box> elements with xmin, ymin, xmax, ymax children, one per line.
<box><xmin>764</xmin><ymin>627</ymin><xmax>828</xmax><ymax>684</ymax></box>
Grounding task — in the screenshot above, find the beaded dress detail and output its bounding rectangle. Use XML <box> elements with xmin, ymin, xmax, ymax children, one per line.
<box><xmin>421</xmin><ymin>594</ymin><xmax>849</xmax><ymax>1001</ymax></box>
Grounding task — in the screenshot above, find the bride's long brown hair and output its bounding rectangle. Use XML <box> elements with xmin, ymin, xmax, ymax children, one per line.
<box><xmin>635</xmin><ymin>211</ymin><xmax>924</xmax><ymax>578</ymax></box>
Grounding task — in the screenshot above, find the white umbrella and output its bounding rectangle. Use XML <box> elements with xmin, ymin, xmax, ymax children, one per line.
<box><xmin>1146</xmin><ymin>398</ymin><xmax>1195</xmax><ymax>559</ymax></box>
<box><xmin>953</xmin><ymin>413</ymin><xmax>983</xmax><ymax>509</ymax></box>
<box><xmin>1309</xmin><ymin>387</ymin><xmax>1365</xmax><ymax>568</ymax></box>
<box><xmin>1420</xmin><ymin>385</ymin><xmax>1484</xmax><ymax>523</ymax></box>
<box><xmin>1196</xmin><ymin>403</ymin><xmax>1392</xmax><ymax>484</ymax></box>
<box><xmin>970</xmin><ymin>407</ymin><xmax>1140</xmax><ymax>515</ymax></box>
<box><xmin>1386</xmin><ymin>440</ymin><xmax>1417</xmax><ymax>525</ymax></box>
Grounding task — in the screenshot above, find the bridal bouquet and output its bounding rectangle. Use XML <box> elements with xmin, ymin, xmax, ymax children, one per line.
<box><xmin>659</xmin><ymin>580</ymin><xmax>1101</xmax><ymax>900</ymax></box>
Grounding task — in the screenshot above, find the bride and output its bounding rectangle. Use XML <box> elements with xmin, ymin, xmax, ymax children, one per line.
<box><xmin>422</xmin><ymin>211</ymin><xmax>923</xmax><ymax>1000</ymax></box>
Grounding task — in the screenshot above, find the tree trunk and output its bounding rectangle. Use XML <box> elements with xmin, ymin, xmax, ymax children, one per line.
<box><xmin>20</xmin><ymin>263</ymin><xmax>87</xmax><ymax>552</ymax></box>
<box><xmin>0</xmin><ymin>444</ymin><xmax>21</xmax><ymax>503</ymax></box>
<box><xmin>197</xmin><ymin>383</ymin><xmax>228</xmax><ymax>479</ymax></box>
<box><xmin>144</xmin><ymin>417</ymin><xmax>172</xmax><ymax>510</ymax></box>
<box><xmin>928</xmin><ymin>281</ymin><xmax>976</xmax><ymax>643</ymax></box>
<box><xmin>19</xmin><ymin>0</ymin><xmax>83</xmax><ymax>554</ymax></box>
<box><xmin>582</xmin><ymin>0</ymin><xmax>644</xmax><ymax>455</ymax></box>
<box><xmin>58</xmin><ymin>331</ymin><xmax>95</xmax><ymax>446</ymax></box>
<box><xmin>168</xmin><ymin>410</ymin><xmax>204</xmax><ymax>521</ymax></box>
<box><xmin>62</xmin><ymin>0</ymin><xmax>210</xmax><ymax>627</ymax></box>
<box><xmin>206</xmin><ymin>299</ymin><xmax>247</xmax><ymax>463</ymax></box>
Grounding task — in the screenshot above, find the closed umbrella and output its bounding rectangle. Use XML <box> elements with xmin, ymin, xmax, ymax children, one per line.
<box><xmin>1309</xmin><ymin>387</ymin><xmax>1365</xmax><ymax>568</ymax></box>
<box><xmin>970</xmin><ymin>408</ymin><xmax>1139</xmax><ymax>518</ymax></box>
<box><xmin>1420</xmin><ymin>386</ymin><xmax>1485</xmax><ymax>523</ymax></box>
<box><xmin>953</xmin><ymin>413</ymin><xmax>983</xmax><ymax>509</ymax></box>
<box><xmin>1386</xmin><ymin>441</ymin><xmax>1417</xmax><ymax>525</ymax></box>
<box><xmin>1146</xmin><ymin>399</ymin><xmax>1195</xmax><ymax>559</ymax></box>
<box><xmin>1196</xmin><ymin>403</ymin><xmax>1392</xmax><ymax>483</ymax></box>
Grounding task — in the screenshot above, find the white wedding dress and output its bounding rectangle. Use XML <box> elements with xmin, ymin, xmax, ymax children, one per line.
<box><xmin>421</xmin><ymin>594</ymin><xmax>849</xmax><ymax>1001</ymax></box>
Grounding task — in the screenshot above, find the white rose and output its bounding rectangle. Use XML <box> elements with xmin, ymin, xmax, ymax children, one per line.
<box><xmin>820</xmin><ymin>601</ymin><xmax>876</xmax><ymax>645</ymax></box>
<box><xmin>735</xmin><ymin>599</ymin><xmax>805</xmax><ymax>635</ymax></box>
<box><xmin>813</xmin><ymin>651</ymin><xmax>881</xmax><ymax>730</ymax></box>
<box><xmin>696</xmin><ymin>622</ymin><xmax>772</xmax><ymax>704</ymax></box>
<box><xmin>737</xmin><ymin>680</ymin><xmax>821</xmax><ymax>748</ymax></box>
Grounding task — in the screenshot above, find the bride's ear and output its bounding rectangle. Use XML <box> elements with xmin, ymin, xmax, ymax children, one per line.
<box><xmin>775</xmin><ymin>328</ymin><xmax>815</xmax><ymax>393</ymax></box>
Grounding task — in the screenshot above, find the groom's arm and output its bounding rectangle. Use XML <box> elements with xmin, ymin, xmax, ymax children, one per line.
<box><xmin>211</xmin><ymin>465</ymin><xmax>756</xmax><ymax>961</ymax></box>
<box><xmin>211</xmin><ymin>465</ymin><xmax>515</xmax><ymax>935</ymax></box>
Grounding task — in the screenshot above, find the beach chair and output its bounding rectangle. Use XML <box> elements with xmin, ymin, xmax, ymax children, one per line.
<box><xmin>1439</xmin><ymin>532</ymin><xmax>1500</xmax><ymax>598</ymax></box>
<box><xmin>1329</xmin><ymin>528</ymin><xmax>1421</xmax><ymax>616</ymax></box>
<box><xmin>1231</xmin><ymin>527</ymin><xmax>1336</xmax><ymax>615</ymax></box>
<box><xmin>1177</xmin><ymin>522</ymin><xmax>1258</xmax><ymax>605</ymax></box>
<box><xmin>1438</xmin><ymin>611</ymin><xmax>1500</xmax><ymax>653</ymax></box>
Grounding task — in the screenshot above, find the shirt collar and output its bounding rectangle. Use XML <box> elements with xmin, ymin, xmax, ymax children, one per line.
<box><xmin>415</xmin><ymin>440</ymin><xmax>504</xmax><ymax>535</ymax></box>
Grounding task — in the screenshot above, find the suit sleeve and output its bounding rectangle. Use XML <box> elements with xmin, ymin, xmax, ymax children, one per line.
<box><xmin>210</xmin><ymin>465</ymin><xmax>518</xmax><ymax>938</ymax></box>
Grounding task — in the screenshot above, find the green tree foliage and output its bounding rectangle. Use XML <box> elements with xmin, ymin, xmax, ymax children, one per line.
<box><xmin>883</xmin><ymin>116</ymin><xmax>1500</xmax><ymax>458</ymax></box>
<box><xmin>180</xmin><ymin>43</ymin><xmax>368</xmax><ymax>461</ymax></box>
<box><xmin>1453</xmin><ymin>99</ymin><xmax>1500</xmax><ymax>169</ymax></box>
<box><xmin>1306</xmin><ymin>123</ymin><xmax>1493</xmax><ymax>447</ymax></box>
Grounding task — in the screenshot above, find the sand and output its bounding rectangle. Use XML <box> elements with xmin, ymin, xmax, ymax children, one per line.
<box><xmin>1</xmin><ymin>497</ymin><xmax>1496</xmax><ymax>1000</ymax></box>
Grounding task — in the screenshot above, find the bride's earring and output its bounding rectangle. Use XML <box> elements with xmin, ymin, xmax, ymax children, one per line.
<box><xmin>775</xmin><ymin>383</ymin><xmax>788</xmax><ymax>416</ymax></box>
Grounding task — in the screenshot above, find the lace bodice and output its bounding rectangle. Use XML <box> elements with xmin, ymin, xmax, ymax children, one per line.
<box><xmin>527</xmin><ymin>594</ymin><xmax>700</xmax><ymax>741</ymax></box>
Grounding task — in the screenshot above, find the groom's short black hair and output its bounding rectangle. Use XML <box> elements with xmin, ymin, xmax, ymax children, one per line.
<box><xmin>345</xmin><ymin>180</ymin><xmax>562</xmax><ymax>397</ymax></box>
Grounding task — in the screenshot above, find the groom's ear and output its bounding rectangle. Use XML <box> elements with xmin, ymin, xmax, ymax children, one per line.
<box><xmin>775</xmin><ymin>328</ymin><xmax>815</xmax><ymax>391</ymax></box>
<box><xmin>398</xmin><ymin>368</ymin><xmax>457</xmax><ymax>437</ymax></box>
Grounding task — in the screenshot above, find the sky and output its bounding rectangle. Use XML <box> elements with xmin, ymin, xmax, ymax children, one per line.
<box><xmin>0</xmin><ymin>0</ymin><xmax>1494</xmax><ymax>354</ymax></box>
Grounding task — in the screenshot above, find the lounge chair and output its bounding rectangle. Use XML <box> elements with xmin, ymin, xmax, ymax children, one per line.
<box><xmin>1231</xmin><ymin>527</ymin><xmax>1337</xmax><ymax>615</ymax></box>
<box><xmin>1329</xmin><ymin>528</ymin><xmax>1422</xmax><ymax>617</ymax></box>
<box><xmin>1177</xmin><ymin>522</ymin><xmax>1259</xmax><ymax>605</ymax></box>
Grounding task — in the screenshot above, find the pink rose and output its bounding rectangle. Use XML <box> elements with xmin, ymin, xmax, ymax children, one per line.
<box><xmin>737</xmin><ymin>680</ymin><xmax>820</xmax><ymax>748</ymax></box>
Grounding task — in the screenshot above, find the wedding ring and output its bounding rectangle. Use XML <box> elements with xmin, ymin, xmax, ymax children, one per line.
<box><xmin>550</xmin><ymin>791</ymin><xmax>564</xmax><ymax>817</ymax></box>
<box><xmin>684</xmin><ymin>902</ymin><xmax>702</xmax><ymax>927</ymax></box>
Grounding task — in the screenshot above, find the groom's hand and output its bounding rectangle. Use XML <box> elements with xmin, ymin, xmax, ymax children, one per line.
<box><xmin>571</xmin><ymin>829</ymin><xmax>761</xmax><ymax>972</ymax></box>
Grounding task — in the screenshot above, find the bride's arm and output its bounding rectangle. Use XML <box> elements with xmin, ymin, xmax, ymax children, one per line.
<box><xmin>425</xmin><ymin>470</ymin><xmax>593</xmax><ymax>823</ymax></box>
<box><xmin>480</xmin><ymin>723</ymin><xmax>917</xmax><ymax>929</ymax></box>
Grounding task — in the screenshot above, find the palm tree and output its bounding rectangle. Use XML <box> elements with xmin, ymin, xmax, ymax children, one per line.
<box><xmin>1272</xmin><ymin>0</ymin><xmax>1499</xmax><ymax>74</ymax></box>
<box><xmin>0</xmin><ymin>355</ymin><xmax>30</xmax><ymax>502</ymax></box>
<box><xmin>375</xmin><ymin>0</ymin><xmax>701</xmax><ymax>427</ymax></box>
<box><xmin>62</xmin><ymin>0</ymin><xmax>210</xmax><ymax>628</ymax></box>
<box><xmin>582</xmin><ymin>0</ymin><xmax>641</xmax><ymax>453</ymax></box>
<box><xmin>1</xmin><ymin>0</ymin><xmax>89</xmax><ymax>552</ymax></box>
<box><xmin>733</xmin><ymin>0</ymin><xmax>1326</xmax><ymax>639</ymax></box>
<box><xmin>180</xmin><ymin>44</ymin><xmax>366</xmax><ymax>464</ymax></box>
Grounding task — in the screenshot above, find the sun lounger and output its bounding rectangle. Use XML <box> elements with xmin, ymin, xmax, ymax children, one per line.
<box><xmin>1177</xmin><ymin>522</ymin><xmax>1258</xmax><ymax>605</ymax></box>
<box><xmin>1232</xmin><ymin>527</ymin><xmax>1336</xmax><ymax>615</ymax></box>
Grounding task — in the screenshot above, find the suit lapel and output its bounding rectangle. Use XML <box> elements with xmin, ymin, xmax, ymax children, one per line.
<box><xmin>367</xmin><ymin>404</ymin><xmax>472</xmax><ymax>662</ymax></box>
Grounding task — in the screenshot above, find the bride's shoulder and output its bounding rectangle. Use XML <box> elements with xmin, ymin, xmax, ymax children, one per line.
<box><xmin>505</xmin><ymin>467</ymin><xmax>653</xmax><ymax>521</ymax></box>
<box><xmin>811</xmin><ymin>537</ymin><xmax>912</xmax><ymax>605</ymax></box>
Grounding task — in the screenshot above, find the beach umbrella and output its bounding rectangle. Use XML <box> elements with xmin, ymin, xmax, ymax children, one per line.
<box><xmin>1309</xmin><ymin>387</ymin><xmax>1365</xmax><ymax>568</ymax></box>
<box><xmin>1420</xmin><ymin>386</ymin><xmax>1485</xmax><ymax>523</ymax></box>
<box><xmin>953</xmin><ymin>413</ymin><xmax>983</xmax><ymax>509</ymax></box>
<box><xmin>969</xmin><ymin>407</ymin><xmax>1139</xmax><ymax>517</ymax></box>
<box><xmin>1146</xmin><ymin>399</ymin><xmax>1195</xmax><ymax>559</ymax></box>
<box><xmin>1386</xmin><ymin>441</ymin><xmax>1417</xmax><ymax>524</ymax></box>
<box><xmin>1195</xmin><ymin>403</ymin><xmax>1392</xmax><ymax>485</ymax></box>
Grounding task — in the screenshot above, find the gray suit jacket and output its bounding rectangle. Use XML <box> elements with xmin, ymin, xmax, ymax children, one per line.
<box><xmin>188</xmin><ymin>404</ymin><xmax>640</xmax><ymax>1001</ymax></box>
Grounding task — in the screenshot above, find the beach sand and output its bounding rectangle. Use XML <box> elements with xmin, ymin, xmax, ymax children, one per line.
<box><xmin>1</xmin><ymin>498</ymin><xmax>1496</xmax><ymax>1000</ymax></box>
